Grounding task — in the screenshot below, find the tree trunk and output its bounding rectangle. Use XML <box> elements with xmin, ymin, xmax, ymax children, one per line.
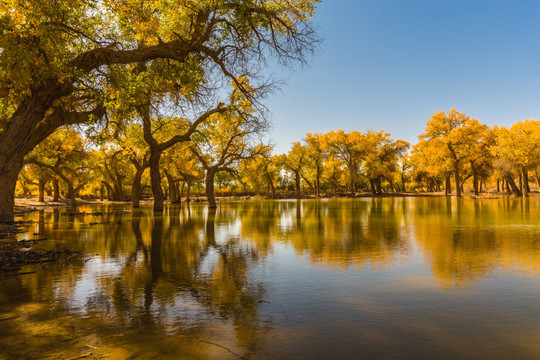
<box><xmin>132</xmin><ymin>169</ymin><xmax>144</xmax><ymax>208</ymax></box>
<box><xmin>369</xmin><ymin>178</ymin><xmax>377</xmax><ymax>195</ymax></box>
<box><xmin>66</xmin><ymin>182</ymin><xmax>77</xmax><ymax>207</ymax></box>
<box><xmin>525</xmin><ymin>171</ymin><xmax>531</xmax><ymax>194</ymax></box>
<box><xmin>268</xmin><ymin>178</ymin><xmax>276</xmax><ymax>199</ymax></box>
<box><xmin>522</xmin><ymin>167</ymin><xmax>529</xmax><ymax>197</ymax></box>
<box><xmin>315</xmin><ymin>164</ymin><xmax>320</xmax><ymax>197</ymax></box>
<box><xmin>100</xmin><ymin>185</ymin><xmax>104</xmax><ymax>201</ymax></box>
<box><xmin>535</xmin><ymin>170</ymin><xmax>540</xmax><ymax>188</ymax></box>
<box><xmin>389</xmin><ymin>179</ymin><xmax>395</xmax><ymax>193</ymax></box>
<box><xmin>435</xmin><ymin>179</ymin><xmax>441</xmax><ymax>192</ymax></box>
<box><xmin>175</xmin><ymin>181</ymin><xmax>181</xmax><ymax>204</ymax></box>
<box><xmin>102</xmin><ymin>182</ymin><xmax>113</xmax><ymax>201</ymax></box>
<box><xmin>114</xmin><ymin>177</ymin><xmax>124</xmax><ymax>201</ymax></box>
<box><xmin>149</xmin><ymin>150</ymin><xmax>164</xmax><ymax>211</ymax></box>
<box><xmin>164</xmin><ymin>171</ymin><xmax>178</xmax><ymax>203</ymax></box>
<box><xmin>454</xmin><ymin>162</ymin><xmax>461</xmax><ymax>197</ymax></box>
<box><xmin>52</xmin><ymin>178</ymin><xmax>60</xmax><ymax>202</ymax></box>
<box><xmin>472</xmin><ymin>169</ymin><xmax>479</xmax><ymax>196</ymax></box>
<box><xmin>401</xmin><ymin>174</ymin><xmax>407</xmax><ymax>193</ymax></box>
<box><xmin>38</xmin><ymin>178</ymin><xmax>46</xmax><ymax>202</ymax></box>
<box><xmin>186</xmin><ymin>181</ymin><xmax>192</xmax><ymax>202</ymax></box>
<box><xmin>350</xmin><ymin>170</ymin><xmax>355</xmax><ymax>197</ymax></box>
<box><xmin>496</xmin><ymin>178</ymin><xmax>500</xmax><ymax>192</ymax></box>
<box><xmin>295</xmin><ymin>171</ymin><xmax>301</xmax><ymax>199</ymax></box>
<box><xmin>0</xmin><ymin>160</ymin><xmax>20</xmax><ymax>223</ymax></box>
<box><xmin>504</xmin><ymin>172</ymin><xmax>522</xmax><ymax>196</ymax></box>
<box><xmin>0</xmin><ymin>90</ymin><xmax>69</xmax><ymax>223</ymax></box>
<box><xmin>376</xmin><ymin>177</ymin><xmax>383</xmax><ymax>195</ymax></box>
<box><xmin>206</xmin><ymin>168</ymin><xmax>217</xmax><ymax>208</ymax></box>
<box><xmin>445</xmin><ymin>175</ymin><xmax>452</xmax><ymax>196</ymax></box>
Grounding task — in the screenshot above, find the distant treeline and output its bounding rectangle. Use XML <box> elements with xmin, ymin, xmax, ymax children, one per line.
<box><xmin>18</xmin><ymin>109</ymin><xmax>540</xmax><ymax>206</ymax></box>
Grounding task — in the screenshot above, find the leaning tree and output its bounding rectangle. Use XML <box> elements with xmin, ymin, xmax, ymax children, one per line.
<box><xmin>0</xmin><ymin>0</ymin><xmax>320</xmax><ymax>222</ymax></box>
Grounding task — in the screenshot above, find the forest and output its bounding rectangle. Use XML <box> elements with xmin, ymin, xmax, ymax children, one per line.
<box><xmin>1</xmin><ymin>0</ymin><xmax>539</xmax><ymax>225</ymax></box>
<box><xmin>14</xmin><ymin>109</ymin><xmax>540</xmax><ymax>208</ymax></box>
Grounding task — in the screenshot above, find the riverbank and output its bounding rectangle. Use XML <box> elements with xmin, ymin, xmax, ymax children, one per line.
<box><xmin>12</xmin><ymin>190</ymin><xmax>529</xmax><ymax>216</ymax></box>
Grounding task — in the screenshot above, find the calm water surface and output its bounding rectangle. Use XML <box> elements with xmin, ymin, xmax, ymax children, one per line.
<box><xmin>1</xmin><ymin>197</ymin><xmax>540</xmax><ymax>359</ymax></box>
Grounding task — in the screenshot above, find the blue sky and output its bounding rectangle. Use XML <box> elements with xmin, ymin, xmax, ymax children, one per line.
<box><xmin>267</xmin><ymin>0</ymin><xmax>540</xmax><ymax>153</ymax></box>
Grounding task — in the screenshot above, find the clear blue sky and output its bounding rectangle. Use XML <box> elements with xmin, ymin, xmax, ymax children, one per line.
<box><xmin>267</xmin><ymin>0</ymin><xmax>540</xmax><ymax>153</ymax></box>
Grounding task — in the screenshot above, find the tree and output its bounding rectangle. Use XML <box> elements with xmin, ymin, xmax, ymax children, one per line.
<box><xmin>0</xmin><ymin>0</ymin><xmax>320</xmax><ymax>222</ymax></box>
<box><xmin>95</xmin><ymin>146</ymin><xmax>132</xmax><ymax>201</ymax></box>
<box><xmin>324</xmin><ymin>130</ymin><xmax>366</xmax><ymax>196</ymax></box>
<box><xmin>363</xmin><ymin>130</ymin><xmax>409</xmax><ymax>195</ymax></box>
<box><xmin>303</xmin><ymin>133</ymin><xmax>326</xmax><ymax>197</ymax></box>
<box><xmin>322</xmin><ymin>155</ymin><xmax>345</xmax><ymax>197</ymax></box>
<box><xmin>25</xmin><ymin>127</ymin><xmax>89</xmax><ymax>206</ymax></box>
<box><xmin>283</xmin><ymin>142</ymin><xmax>308</xmax><ymax>199</ymax></box>
<box><xmin>492</xmin><ymin>120</ymin><xmax>540</xmax><ymax>197</ymax></box>
<box><xmin>138</xmin><ymin>106</ymin><xmax>227</xmax><ymax>211</ymax></box>
<box><xmin>397</xmin><ymin>153</ymin><xmax>412</xmax><ymax>192</ymax></box>
<box><xmin>419</xmin><ymin>109</ymin><xmax>486</xmax><ymax>197</ymax></box>
<box><xmin>410</xmin><ymin>137</ymin><xmax>451</xmax><ymax>193</ymax></box>
<box><xmin>191</xmin><ymin>110</ymin><xmax>269</xmax><ymax>208</ymax></box>
<box><xmin>161</xmin><ymin>143</ymin><xmax>202</xmax><ymax>204</ymax></box>
<box><xmin>116</xmin><ymin>123</ymin><xmax>151</xmax><ymax>207</ymax></box>
<box><xmin>240</xmin><ymin>150</ymin><xmax>280</xmax><ymax>198</ymax></box>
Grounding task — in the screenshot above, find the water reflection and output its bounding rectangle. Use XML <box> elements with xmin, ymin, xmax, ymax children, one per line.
<box><xmin>1</xmin><ymin>198</ymin><xmax>540</xmax><ymax>359</ymax></box>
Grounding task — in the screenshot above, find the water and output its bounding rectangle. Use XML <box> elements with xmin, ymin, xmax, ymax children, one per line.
<box><xmin>1</xmin><ymin>197</ymin><xmax>540</xmax><ymax>359</ymax></box>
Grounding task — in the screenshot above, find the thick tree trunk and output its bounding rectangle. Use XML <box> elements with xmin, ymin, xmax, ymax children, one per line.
<box><xmin>504</xmin><ymin>172</ymin><xmax>522</xmax><ymax>196</ymax></box>
<box><xmin>100</xmin><ymin>185</ymin><xmax>104</xmax><ymax>201</ymax></box>
<box><xmin>445</xmin><ymin>175</ymin><xmax>452</xmax><ymax>196</ymax></box>
<box><xmin>113</xmin><ymin>178</ymin><xmax>124</xmax><ymax>201</ymax></box>
<box><xmin>206</xmin><ymin>169</ymin><xmax>217</xmax><ymax>208</ymax></box>
<box><xmin>164</xmin><ymin>171</ymin><xmax>177</xmax><ymax>203</ymax></box>
<box><xmin>102</xmin><ymin>182</ymin><xmax>113</xmax><ymax>201</ymax></box>
<box><xmin>52</xmin><ymin>178</ymin><xmax>60</xmax><ymax>202</ymax></box>
<box><xmin>175</xmin><ymin>181</ymin><xmax>181</xmax><ymax>204</ymax></box>
<box><xmin>472</xmin><ymin>170</ymin><xmax>479</xmax><ymax>196</ymax></box>
<box><xmin>0</xmin><ymin>161</ymin><xmax>20</xmax><ymax>223</ymax></box>
<box><xmin>401</xmin><ymin>174</ymin><xmax>407</xmax><ymax>193</ymax></box>
<box><xmin>496</xmin><ymin>179</ymin><xmax>500</xmax><ymax>192</ymax></box>
<box><xmin>375</xmin><ymin>177</ymin><xmax>383</xmax><ymax>195</ymax></box>
<box><xmin>66</xmin><ymin>182</ymin><xmax>77</xmax><ymax>207</ymax></box>
<box><xmin>522</xmin><ymin>167</ymin><xmax>530</xmax><ymax>197</ymax></box>
<box><xmin>370</xmin><ymin>178</ymin><xmax>377</xmax><ymax>195</ymax></box>
<box><xmin>149</xmin><ymin>150</ymin><xmax>164</xmax><ymax>211</ymax></box>
<box><xmin>132</xmin><ymin>169</ymin><xmax>144</xmax><ymax>208</ymax></box>
<box><xmin>0</xmin><ymin>82</ymin><xmax>87</xmax><ymax>222</ymax></box>
<box><xmin>38</xmin><ymin>178</ymin><xmax>46</xmax><ymax>202</ymax></box>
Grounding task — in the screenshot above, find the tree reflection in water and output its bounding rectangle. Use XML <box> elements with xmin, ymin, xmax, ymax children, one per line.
<box><xmin>1</xmin><ymin>198</ymin><xmax>540</xmax><ymax>359</ymax></box>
